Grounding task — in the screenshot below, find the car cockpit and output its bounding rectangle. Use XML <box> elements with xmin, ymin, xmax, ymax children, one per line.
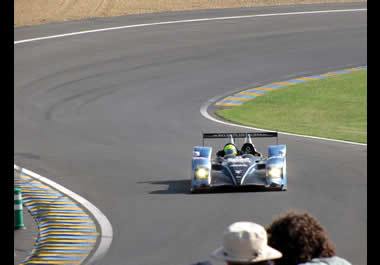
<box><xmin>241</xmin><ymin>143</ymin><xmax>262</xmax><ymax>157</ymax></box>
<box><xmin>216</xmin><ymin>134</ymin><xmax>262</xmax><ymax>158</ymax></box>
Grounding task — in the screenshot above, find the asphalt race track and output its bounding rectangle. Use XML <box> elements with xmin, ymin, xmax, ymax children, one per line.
<box><xmin>14</xmin><ymin>3</ymin><xmax>367</xmax><ymax>265</ymax></box>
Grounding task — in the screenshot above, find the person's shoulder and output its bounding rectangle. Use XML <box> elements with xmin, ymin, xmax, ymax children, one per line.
<box><xmin>299</xmin><ymin>256</ymin><xmax>352</xmax><ymax>265</ymax></box>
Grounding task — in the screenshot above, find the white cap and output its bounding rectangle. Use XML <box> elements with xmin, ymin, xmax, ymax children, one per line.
<box><xmin>211</xmin><ymin>222</ymin><xmax>282</xmax><ymax>263</ymax></box>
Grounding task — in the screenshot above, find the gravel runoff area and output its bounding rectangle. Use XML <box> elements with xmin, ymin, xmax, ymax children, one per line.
<box><xmin>14</xmin><ymin>0</ymin><xmax>366</xmax><ymax>27</ymax></box>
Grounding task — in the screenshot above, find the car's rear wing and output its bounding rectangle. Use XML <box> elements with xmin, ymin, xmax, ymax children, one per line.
<box><xmin>202</xmin><ymin>131</ymin><xmax>278</xmax><ymax>145</ymax></box>
<box><xmin>203</xmin><ymin>132</ymin><xmax>277</xmax><ymax>139</ymax></box>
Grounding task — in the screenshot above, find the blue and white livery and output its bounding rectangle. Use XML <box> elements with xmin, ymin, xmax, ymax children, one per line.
<box><xmin>191</xmin><ymin>132</ymin><xmax>287</xmax><ymax>193</ymax></box>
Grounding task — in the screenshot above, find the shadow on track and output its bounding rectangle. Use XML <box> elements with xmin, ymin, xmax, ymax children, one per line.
<box><xmin>137</xmin><ymin>179</ymin><xmax>190</xmax><ymax>194</ymax></box>
<box><xmin>137</xmin><ymin>179</ymin><xmax>284</xmax><ymax>195</ymax></box>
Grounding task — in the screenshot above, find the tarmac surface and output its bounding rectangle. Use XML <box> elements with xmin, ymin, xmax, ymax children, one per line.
<box><xmin>14</xmin><ymin>207</ymin><xmax>38</xmax><ymax>265</ymax></box>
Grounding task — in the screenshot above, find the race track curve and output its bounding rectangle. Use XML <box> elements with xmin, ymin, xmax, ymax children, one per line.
<box><xmin>14</xmin><ymin>3</ymin><xmax>367</xmax><ymax>265</ymax></box>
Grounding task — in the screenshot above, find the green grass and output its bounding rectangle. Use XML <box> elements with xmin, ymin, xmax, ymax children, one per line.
<box><xmin>216</xmin><ymin>70</ymin><xmax>367</xmax><ymax>143</ymax></box>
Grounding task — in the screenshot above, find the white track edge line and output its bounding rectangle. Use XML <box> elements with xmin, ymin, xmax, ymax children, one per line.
<box><xmin>14</xmin><ymin>164</ymin><xmax>113</xmax><ymax>265</ymax></box>
<box><xmin>14</xmin><ymin>8</ymin><xmax>366</xmax><ymax>45</ymax></box>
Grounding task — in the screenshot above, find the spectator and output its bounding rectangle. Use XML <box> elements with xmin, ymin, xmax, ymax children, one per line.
<box><xmin>266</xmin><ymin>210</ymin><xmax>352</xmax><ymax>265</ymax></box>
<box><xmin>211</xmin><ymin>221</ymin><xmax>282</xmax><ymax>265</ymax></box>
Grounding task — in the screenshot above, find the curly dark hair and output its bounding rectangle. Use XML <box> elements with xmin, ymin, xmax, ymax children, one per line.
<box><xmin>266</xmin><ymin>210</ymin><xmax>336</xmax><ymax>265</ymax></box>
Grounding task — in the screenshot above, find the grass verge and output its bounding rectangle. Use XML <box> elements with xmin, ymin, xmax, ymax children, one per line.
<box><xmin>216</xmin><ymin>70</ymin><xmax>367</xmax><ymax>143</ymax></box>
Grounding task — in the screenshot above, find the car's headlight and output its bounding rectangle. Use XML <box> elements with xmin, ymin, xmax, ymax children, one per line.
<box><xmin>267</xmin><ymin>167</ymin><xmax>282</xmax><ymax>178</ymax></box>
<box><xmin>194</xmin><ymin>168</ymin><xmax>209</xmax><ymax>180</ymax></box>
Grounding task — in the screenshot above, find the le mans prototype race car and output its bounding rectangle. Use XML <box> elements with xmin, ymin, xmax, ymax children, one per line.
<box><xmin>191</xmin><ymin>132</ymin><xmax>287</xmax><ymax>193</ymax></box>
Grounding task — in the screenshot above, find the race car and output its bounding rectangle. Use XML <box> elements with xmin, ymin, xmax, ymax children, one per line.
<box><xmin>190</xmin><ymin>132</ymin><xmax>287</xmax><ymax>193</ymax></box>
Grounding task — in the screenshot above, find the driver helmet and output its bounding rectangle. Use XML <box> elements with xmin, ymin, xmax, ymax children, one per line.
<box><xmin>224</xmin><ymin>144</ymin><xmax>238</xmax><ymax>156</ymax></box>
